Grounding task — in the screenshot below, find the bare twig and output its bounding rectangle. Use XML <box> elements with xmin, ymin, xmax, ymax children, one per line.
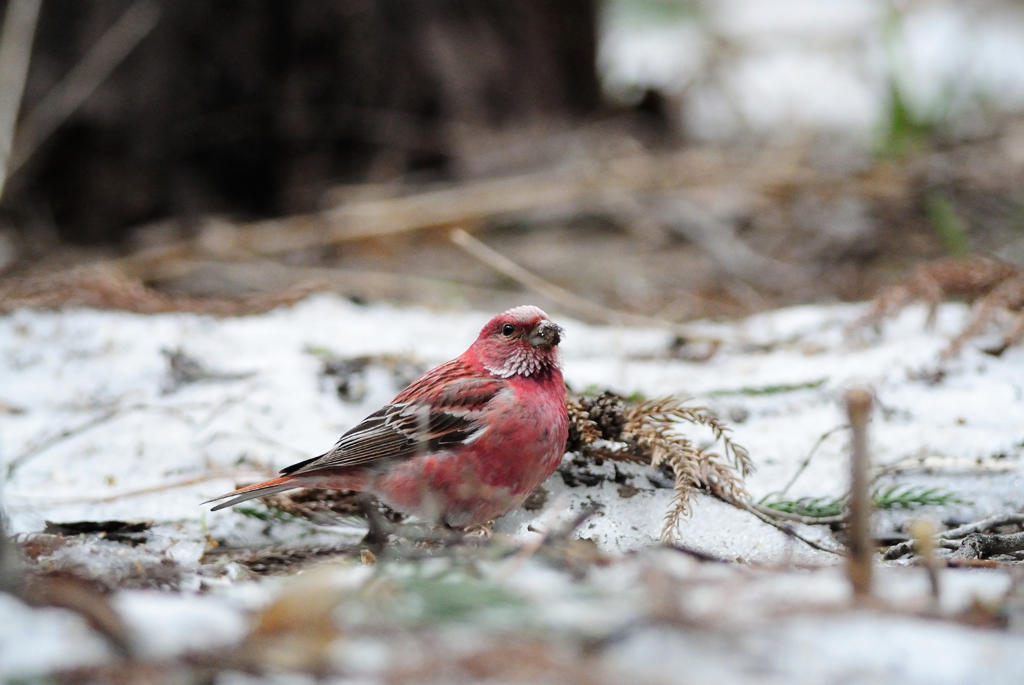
<box><xmin>451</xmin><ymin>228</ymin><xmax>706</xmax><ymax>339</ymax></box>
<box><xmin>845</xmin><ymin>388</ymin><xmax>874</xmax><ymax>598</ymax></box>
<box><xmin>5</xmin><ymin>404</ymin><xmax>139</xmax><ymax>479</ymax></box>
<box><xmin>775</xmin><ymin>424</ymin><xmax>850</xmax><ymax>499</ymax></box>
<box><xmin>883</xmin><ymin>512</ymin><xmax>1024</xmax><ymax>560</ymax></box>
<box><xmin>498</xmin><ymin>496</ymin><xmax>588</xmax><ymax>579</ymax></box>
<box><xmin>747</xmin><ymin>503</ymin><xmax>846</xmax><ymax>526</ymax></box>
<box><xmin>0</xmin><ymin>0</ymin><xmax>41</xmax><ymax>198</ymax></box>
<box><xmin>655</xmin><ymin>194</ymin><xmax>812</xmax><ymax>292</ymax></box>
<box><xmin>941</xmin><ymin>512</ymin><xmax>1024</xmax><ymax>540</ymax></box>
<box><xmin>953</xmin><ymin>532</ymin><xmax>1024</xmax><ymax>562</ymax></box>
<box><xmin>728</xmin><ymin>496</ymin><xmax>842</xmax><ymax>555</ymax></box>
<box><xmin>5</xmin><ymin>470</ymin><xmax>274</xmax><ymax>506</ymax></box>
<box><xmin>5</xmin><ymin>400</ymin><xmax>218</xmax><ymax>479</ymax></box>
<box><xmin>169</xmin><ymin>164</ymin><xmax>632</xmax><ymax>259</ymax></box>
<box><xmin>198</xmin><ymin>431</ymin><xmax>311</xmax><ymax>460</ymax></box>
<box><xmin>117</xmin><ymin>257</ymin><xmax>501</xmax><ymax>309</ymax></box>
<box><xmin>8</xmin><ymin>0</ymin><xmax>160</xmax><ymax>175</ymax></box>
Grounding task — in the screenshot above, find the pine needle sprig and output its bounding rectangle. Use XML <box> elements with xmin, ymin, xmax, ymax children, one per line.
<box><xmin>761</xmin><ymin>495</ymin><xmax>845</xmax><ymax>519</ymax></box>
<box><xmin>760</xmin><ymin>485</ymin><xmax>969</xmax><ymax>519</ymax></box>
<box><xmin>872</xmin><ymin>484</ymin><xmax>968</xmax><ymax>510</ymax></box>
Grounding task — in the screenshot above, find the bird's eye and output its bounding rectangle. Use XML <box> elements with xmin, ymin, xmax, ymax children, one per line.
<box><xmin>501</xmin><ymin>323</ymin><xmax>515</xmax><ymax>337</ymax></box>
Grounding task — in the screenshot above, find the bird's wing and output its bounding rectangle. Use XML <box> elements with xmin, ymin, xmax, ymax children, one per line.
<box><xmin>281</xmin><ymin>361</ymin><xmax>506</xmax><ymax>475</ymax></box>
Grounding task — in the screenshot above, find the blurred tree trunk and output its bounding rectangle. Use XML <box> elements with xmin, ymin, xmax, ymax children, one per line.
<box><xmin>0</xmin><ymin>0</ymin><xmax>600</xmax><ymax>244</ymax></box>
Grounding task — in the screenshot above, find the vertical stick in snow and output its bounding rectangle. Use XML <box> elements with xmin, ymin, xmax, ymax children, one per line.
<box><xmin>845</xmin><ymin>388</ymin><xmax>873</xmax><ymax>599</ymax></box>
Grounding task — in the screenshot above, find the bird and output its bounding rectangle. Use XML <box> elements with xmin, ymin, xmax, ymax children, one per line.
<box><xmin>205</xmin><ymin>305</ymin><xmax>569</xmax><ymax>528</ymax></box>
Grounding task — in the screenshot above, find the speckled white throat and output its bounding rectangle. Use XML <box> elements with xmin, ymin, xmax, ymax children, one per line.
<box><xmin>484</xmin><ymin>345</ymin><xmax>559</xmax><ymax>378</ymax></box>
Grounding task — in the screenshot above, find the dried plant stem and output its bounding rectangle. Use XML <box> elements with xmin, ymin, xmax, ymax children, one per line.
<box><xmin>884</xmin><ymin>512</ymin><xmax>1024</xmax><ymax>560</ymax></box>
<box><xmin>5</xmin><ymin>404</ymin><xmax>141</xmax><ymax>479</ymax></box>
<box><xmin>6</xmin><ymin>471</ymin><xmax>275</xmax><ymax>506</ymax></box>
<box><xmin>451</xmin><ymin>228</ymin><xmax>707</xmax><ymax>338</ymax></box>
<box><xmin>775</xmin><ymin>424</ymin><xmax>849</xmax><ymax>499</ymax></box>
<box><xmin>953</xmin><ymin>531</ymin><xmax>1024</xmax><ymax>561</ymax></box>
<box><xmin>845</xmin><ymin>389</ymin><xmax>874</xmax><ymax>598</ymax></box>
<box><xmin>8</xmin><ymin>0</ymin><xmax>160</xmax><ymax>175</ymax></box>
<box><xmin>726</xmin><ymin>495</ymin><xmax>842</xmax><ymax>555</ymax></box>
<box><xmin>0</xmin><ymin>0</ymin><xmax>41</xmax><ymax>198</ymax></box>
<box><xmin>748</xmin><ymin>503</ymin><xmax>846</xmax><ymax>526</ymax></box>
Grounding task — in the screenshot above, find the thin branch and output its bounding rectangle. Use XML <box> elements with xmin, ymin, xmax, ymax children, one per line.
<box><xmin>727</xmin><ymin>496</ymin><xmax>843</xmax><ymax>556</ymax></box>
<box><xmin>953</xmin><ymin>531</ymin><xmax>1024</xmax><ymax>561</ymax></box>
<box><xmin>5</xmin><ymin>470</ymin><xmax>273</xmax><ymax>506</ymax></box>
<box><xmin>451</xmin><ymin>228</ymin><xmax>710</xmax><ymax>340</ymax></box>
<box><xmin>940</xmin><ymin>512</ymin><xmax>1024</xmax><ymax>539</ymax></box>
<box><xmin>656</xmin><ymin>194</ymin><xmax>813</xmax><ymax>292</ymax></box>
<box><xmin>198</xmin><ymin>431</ymin><xmax>311</xmax><ymax>460</ymax></box>
<box><xmin>196</xmin><ymin>393</ymin><xmax>250</xmax><ymax>431</ymax></box>
<box><xmin>8</xmin><ymin>0</ymin><xmax>160</xmax><ymax>175</ymax></box>
<box><xmin>5</xmin><ymin>404</ymin><xmax>138</xmax><ymax>479</ymax></box>
<box><xmin>773</xmin><ymin>424</ymin><xmax>849</xmax><ymax>499</ymax></box>
<box><xmin>5</xmin><ymin>401</ymin><xmax>203</xmax><ymax>479</ymax></box>
<box><xmin>0</xmin><ymin>0</ymin><xmax>41</xmax><ymax>198</ymax></box>
<box><xmin>883</xmin><ymin>512</ymin><xmax>1024</xmax><ymax>560</ymax></box>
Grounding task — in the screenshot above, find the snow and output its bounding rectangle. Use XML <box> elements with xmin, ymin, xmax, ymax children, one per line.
<box><xmin>113</xmin><ymin>591</ymin><xmax>249</xmax><ymax>658</ymax></box>
<box><xmin>600</xmin><ymin>0</ymin><xmax>1024</xmax><ymax>139</ymax></box>
<box><xmin>3</xmin><ymin>295</ymin><xmax>1024</xmax><ymax>681</ymax></box>
<box><xmin>0</xmin><ymin>593</ymin><xmax>110</xmax><ymax>679</ymax></box>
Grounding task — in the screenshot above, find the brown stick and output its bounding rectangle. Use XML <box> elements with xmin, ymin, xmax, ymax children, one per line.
<box><xmin>721</xmin><ymin>495</ymin><xmax>842</xmax><ymax>556</ymax></box>
<box><xmin>845</xmin><ymin>388</ymin><xmax>874</xmax><ymax>599</ymax></box>
<box><xmin>953</xmin><ymin>531</ymin><xmax>1024</xmax><ymax>561</ymax></box>
<box><xmin>883</xmin><ymin>511</ymin><xmax>1024</xmax><ymax>560</ymax></box>
<box><xmin>450</xmin><ymin>228</ymin><xmax>711</xmax><ymax>342</ymax></box>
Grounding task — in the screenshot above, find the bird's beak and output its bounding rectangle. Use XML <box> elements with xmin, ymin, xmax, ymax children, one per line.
<box><xmin>528</xmin><ymin>320</ymin><xmax>563</xmax><ymax>348</ymax></box>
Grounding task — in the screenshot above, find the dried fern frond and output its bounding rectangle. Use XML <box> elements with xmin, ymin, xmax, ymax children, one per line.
<box><xmin>626</xmin><ymin>398</ymin><xmax>753</xmax><ymax>477</ymax></box>
<box><xmin>566</xmin><ymin>392</ymin><xmax>752</xmax><ymax>540</ymax></box>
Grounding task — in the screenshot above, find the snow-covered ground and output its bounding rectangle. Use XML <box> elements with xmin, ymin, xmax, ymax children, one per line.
<box><xmin>2</xmin><ymin>296</ymin><xmax>1024</xmax><ymax>682</ymax></box>
<box><xmin>601</xmin><ymin>0</ymin><xmax>1024</xmax><ymax>140</ymax></box>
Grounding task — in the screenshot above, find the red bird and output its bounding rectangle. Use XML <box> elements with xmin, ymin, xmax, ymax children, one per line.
<box><xmin>206</xmin><ymin>306</ymin><xmax>568</xmax><ymax>527</ymax></box>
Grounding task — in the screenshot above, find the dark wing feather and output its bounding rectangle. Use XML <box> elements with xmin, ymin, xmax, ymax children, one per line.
<box><xmin>281</xmin><ymin>370</ymin><xmax>506</xmax><ymax>476</ymax></box>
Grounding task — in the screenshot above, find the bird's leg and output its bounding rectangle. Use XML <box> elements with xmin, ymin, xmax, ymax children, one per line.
<box><xmin>358</xmin><ymin>494</ymin><xmax>391</xmax><ymax>551</ymax></box>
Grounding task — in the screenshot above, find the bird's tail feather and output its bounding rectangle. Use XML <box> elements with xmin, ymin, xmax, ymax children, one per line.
<box><xmin>204</xmin><ymin>476</ymin><xmax>299</xmax><ymax>511</ymax></box>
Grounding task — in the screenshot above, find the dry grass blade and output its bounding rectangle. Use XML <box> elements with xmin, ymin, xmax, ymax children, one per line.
<box><xmin>0</xmin><ymin>264</ymin><xmax>317</xmax><ymax>315</ymax></box>
<box><xmin>0</xmin><ymin>0</ymin><xmax>41</xmax><ymax>198</ymax></box>
<box><xmin>451</xmin><ymin>228</ymin><xmax>717</xmax><ymax>346</ymax></box>
<box><xmin>9</xmin><ymin>0</ymin><xmax>160</xmax><ymax>175</ymax></box>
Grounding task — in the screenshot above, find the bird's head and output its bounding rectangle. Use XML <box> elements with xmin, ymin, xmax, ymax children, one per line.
<box><xmin>473</xmin><ymin>305</ymin><xmax>564</xmax><ymax>379</ymax></box>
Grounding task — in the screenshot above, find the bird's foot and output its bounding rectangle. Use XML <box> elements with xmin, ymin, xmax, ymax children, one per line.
<box><xmin>462</xmin><ymin>521</ymin><xmax>495</xmax><ymax>539</ymax></box>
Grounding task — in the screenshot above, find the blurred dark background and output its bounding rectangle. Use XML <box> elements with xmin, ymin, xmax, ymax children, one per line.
<box><xmin>1</xmin><ymin>0</ymin><xmax>1023</xmax><ymax>322</ymax></box>
<box><xmin>2</xmin><ymin>0</ymin><xmax>601</xmax><ymax>244</ymax></box>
